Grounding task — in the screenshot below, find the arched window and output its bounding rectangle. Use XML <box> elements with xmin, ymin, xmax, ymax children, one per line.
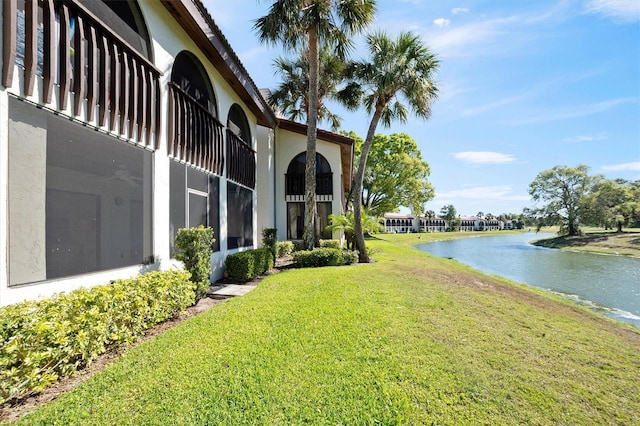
<box><xmin>86</xmin><ymin>0</ymin><xmax>153</xmax><ymax>60</ymax></box>
<box><xmin>227</xmin><ymin>104</ymin><xmax>250</xmax><ymax>143</ymax></box>
<box><xmin>168</xmin><ymin>51</ymin><xmax>224</xmax><ymax>174</ymax></box>
<box><xmin>285</xmin><ymin>152</ymin><xmax>332</xmax><ymax>196</ymax></box>
<box><xmin>226</xmin><ymin>104</ymin><xmax>255</xmax><ymax>189</ymax></box>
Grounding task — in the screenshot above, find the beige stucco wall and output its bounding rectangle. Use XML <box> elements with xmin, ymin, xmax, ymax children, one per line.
<box><xmin>275</xmin><ymin>128</ymin><xmax>345</xmax><ymax>242</ymax></box>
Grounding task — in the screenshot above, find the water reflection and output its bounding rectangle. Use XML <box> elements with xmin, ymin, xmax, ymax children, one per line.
<box><xmin>417</xmin><ymin>233</ymin><xmax>640</xmax><ymax>327</ymax></box>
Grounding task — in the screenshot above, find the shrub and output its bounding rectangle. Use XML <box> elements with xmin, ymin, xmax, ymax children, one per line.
<box><xmin>225</xmin><ymin>248</ymin><xmax>274</xmax><ymax>282</ymax></box>
<box><xmin>175</xmin><ymin>226</ymin><xmax>215</xmax><ymax>299</ymax></box>
<box><xmin>319</xmin><ymin>239</ymin><xmax>342</xmax><ymax>250</ymax></box>
<box><xmin>262</xmin><ymin>228</ymin><xmax>278</xmax><ymax>262</ymax></box>
<box><xmin>293</xmin><ymin>248</ymin><xmax>343</xmax><ymax>268</ymax></box>
<box><xmin>0</xmin><ymin>270</ymin><xmax>194</xmax><ymax>406</ymax></box>
<box><xmin>340</xmin><ymin>250</ymin><xmax>359</xmax><ymax>265</ymax></box>
<box><xmin>276</xmin><ymin>241</ymin><xmax>294</xmax><ymax>258</ymax></box>
<box><xmin>292</xmin><ymin>240</ymin><xmax>306</xmax><ymax>252</ymax></box>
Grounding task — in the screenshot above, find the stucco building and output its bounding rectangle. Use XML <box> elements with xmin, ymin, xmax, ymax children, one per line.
<box><xmin>0</xmin><ymin>0</ymin><xmax>352</xmax><ymax>306</ymax></box>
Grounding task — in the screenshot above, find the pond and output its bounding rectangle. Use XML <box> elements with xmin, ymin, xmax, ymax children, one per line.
<box><xmin>416</xmin><ymin>233</ymin><xmax>640</xmax><ymax>327</ymax></box>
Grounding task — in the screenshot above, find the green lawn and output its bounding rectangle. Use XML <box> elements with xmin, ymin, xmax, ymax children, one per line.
<box><xmin>10</xmin><ymin>234</ymin><xmax>640</xmax><ymax>425</ymax></box>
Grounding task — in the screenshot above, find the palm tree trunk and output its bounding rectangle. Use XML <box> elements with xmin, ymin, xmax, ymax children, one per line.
<box><xmin>353</xmin><ymin>105</ymin><xmax>384</xmax><ymax>262</ymax></box>
<box><xmin>303</xmin><ymin>27</ymin><xmax>319</xmax><ymax>250</ymax></box>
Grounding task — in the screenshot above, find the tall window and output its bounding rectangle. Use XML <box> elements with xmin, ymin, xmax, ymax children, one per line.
<box><xmin>169</xmin><ymin>161</ymin><xmax>220</xmax><ymax>255</ymax></box>
<box><xmin>8</xmin><ymin>97</ymin><xmax>153</xmax><ymax>286</ymax></box>
<box><xmin>169</xmin><ymin>51</ymin><xmax>224</xmax><ymax>174</ymax></box>
<box><xmin>226</xmin><ymin>104</ymin><xmax>255</xmax><ymax>189</ymax></box>
<box><xmin>227</xmin><ymin>183</ymin><xmax>253</xmax><ymax>249</ymax></box>
<box><xmin>286</xmin><ymin>202</ymin><xmax>332</xmax><ymax>240</ymax></box>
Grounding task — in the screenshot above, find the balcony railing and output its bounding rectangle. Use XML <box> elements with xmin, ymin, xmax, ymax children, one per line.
<box><xmin>285</xmin><ymin>173</ymin><xmax>333</xmax><ymax>196</ymax></box>
<box><xmin>226</xmin><ymin>129</ymin><xmax>255</xmax><ymax>189</ymax></box>
<box><xmin>3</xmin><ymin>0</ymin><xmax>161</xmax><ymax>147</ymax></box>
<box><xmin>168</xmin><ymin>82</ymin><xmax>224</xmax><ymax>175</ymax></box>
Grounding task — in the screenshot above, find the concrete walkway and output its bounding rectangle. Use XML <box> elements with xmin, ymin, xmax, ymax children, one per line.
<box><xmin>207</xmin><ymin>283</ymin><xmax>257</xmax><ymax>300</ymax></box>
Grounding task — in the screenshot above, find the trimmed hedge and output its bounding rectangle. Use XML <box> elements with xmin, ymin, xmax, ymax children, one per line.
<box><xmin>225</xmin><ymin>248</ymin><xmax>274</xmax><ymax>282</ymax></box>
<box><xmin>293</xmin><ymin>248</ymin><xmax>358</xmax><ymax>268</ymax></box>
<box><xmin>0</xmin><ymin>270</ymin><xmax>194</xmax><ymax>406</ymax></box>
<box><xmin>276</xmin><ymin>241</ymin><xmax>294</xmax><ymax>258</ymax></box>
<box><xmin>319</xmin><ymin>239</ymin><xmax>342</xmax><ymax>249</ymax></box>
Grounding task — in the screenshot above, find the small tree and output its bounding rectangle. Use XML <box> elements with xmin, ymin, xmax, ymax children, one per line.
<box><xmin>528</xmin><ymin>165</ymin><xmax>596</xmax><ymax>236</ymax></box>
<box><xmin>327</xmin><ymin>210</ymin><xmax>382</xmax><ymax>251</ymax></box>
<box><xmin>440</xmin><ymin>204</ymin><xmax>459</xmax><ymax>231</ymax></box>
<box><xmin>262</xmin><ymin>228</ymin><xmax>278</xmax><ymax>262</ymax></box>
<box><xmin>175</xmin><ymin>226</ymin><xmax>215</xmax><ymax>300</ymax></box>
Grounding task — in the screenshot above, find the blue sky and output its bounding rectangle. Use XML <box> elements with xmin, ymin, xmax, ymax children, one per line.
<box><xmin>202</xmin><ymin>0</ymin><xmax>640</xmax><ymax>217</ymax></box>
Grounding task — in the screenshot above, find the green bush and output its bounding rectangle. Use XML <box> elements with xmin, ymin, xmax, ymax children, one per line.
<box><xmin>340</xmin><ymin>250</ymin><xmax>359</xmax><ymax>265</ymax></box>
<box><xmin>262</xmin><ymin>228</ymin><xmax>278</xmax><ymax>262</ymax></box>
<box><xmin>293</xmin><ymin>248</ymin><xmax>360</xmax><ymax>268</ymax></box>
<box><xmin>225</xmin><ymin>248</ymin><xmax>274</xmax><ymax>282</ymax></box>
<box><xmin>276</xmin><ymin>241</ymin><xmax>294</xmax><ymax>258</ymax></box>
<box><xmin>293</xmin><ymin>248</ymin><xmax>343</xmax><ymax>268</ymax></box>
<box><xmin>0</xmin><ymin>270</ymin><xmax>194</xmax><ymax>406</ymax></box>
<box><xmin>175</xmin><ymin>226</ymin><xmax>215</xmax><ymax>299</ymax></box>
<box><xmin>292</xmin><ymin>240</ymin><xmax>306</xmax><ymax>252</ymax></box>
<box><xmin>319</xmin><ymin>239</ymin><xmax>342</xmax><ymax>249</ymax></box>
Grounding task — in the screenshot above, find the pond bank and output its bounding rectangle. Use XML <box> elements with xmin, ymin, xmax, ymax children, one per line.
<box><xmin>532</xmin><ymin>231</ymin><xmax>640</xmax><ymax>257</ymax></box>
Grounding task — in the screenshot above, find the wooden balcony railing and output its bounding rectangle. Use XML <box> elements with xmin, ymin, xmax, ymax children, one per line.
<box><xmin>226</xmin><ymin>129</ymin><xmax>255</xmax><ymax>189</ymax></box>
<box><xmin>168</xmin><ymin>82</ymin><xmax>225</xmax><ymax>175</ymax></box>
<box><xmin>3</xmin><ymin>0</ymin><xmax>161</xmax><ymax>147</ymax></box>
<box><xmin>285</xmin><ymin>173</ymin><xmax>333</xmax><ymax>196</ymax></box>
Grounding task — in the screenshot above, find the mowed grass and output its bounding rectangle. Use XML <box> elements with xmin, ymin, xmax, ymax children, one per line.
<box><xmin>12</xmin><ymin>235</ymin><xmax>640</xmax><ymax>425</ymax></box>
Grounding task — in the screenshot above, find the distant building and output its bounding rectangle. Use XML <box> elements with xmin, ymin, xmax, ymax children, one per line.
<box><xmin>383</xmin><ymin>213</ymin><xmax>511</xmax><ymax>233</ymax></box>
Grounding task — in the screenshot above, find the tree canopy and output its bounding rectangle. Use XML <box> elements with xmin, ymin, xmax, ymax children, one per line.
<box><xmin>269</xmin><ymin>47</ymin><xmax>346</xmax><ymax>131</ymax></box>
<box><xmin>345</xmin><ymin>132</ymin><xmax>434</xmax><ymax>217</ymax></box>
<box><xmin>439</xmin><ymin>204</ymin><xmax>460</xmax><ymax>231</ymax></box>
<box><xmin>528</xmin><ymin>165</ymin><xmax>597</xmax><ymax>236</ymax></box>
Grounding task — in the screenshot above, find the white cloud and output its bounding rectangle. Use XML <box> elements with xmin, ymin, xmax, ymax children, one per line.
<box><xmin>433</xmin><ymin>18</ymin><xmax>451</xmax><ymax>28</ymax></box>
<box><xmin>437</xmin><ymin>185</ymin><xmax>530</xmax><ymax>201</ymax></box>
<box><xmin>601</xmin><ymin>162</ymin><xmax>640</xmax><ymax>172</ymax></box>
<box><xmin>453</xmin><ymin>151</ymin><xmax>516</xmax><ymax>164</ymax></box>
<box><xmin>452</xmin><ymin>8</ymin><xmax>470</xmax><ymax>15</ymax></box>
<box><xmin>584</xmin><ymin>0</ymin><xmax>640</xmax><ymax>23</ymax></box>
<box><xmin>563</xmin><ymin>133</ymin><xmax>607</xmax><ymax>143</ymax></box>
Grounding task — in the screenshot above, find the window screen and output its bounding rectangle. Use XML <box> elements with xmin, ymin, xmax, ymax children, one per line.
<box><xmin>227</xmin><ymin>183</ymin><xmax>253</xmax><ymax>249</ymax></box>
<box><xmin>8</xmin><ymin>97</ymin><xmax>153</xmax><ymax>285</ymax></box>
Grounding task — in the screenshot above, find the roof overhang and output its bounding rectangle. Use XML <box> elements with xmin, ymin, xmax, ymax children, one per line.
<box><xmin>161</xmin><ymin>0</ymin><xmax>277</xmax><ymax>128</ymax></box>
<box><xmin>278</xmin><ymin>119</ymin><xmax>355</xmax><ymax>194</ymax></box>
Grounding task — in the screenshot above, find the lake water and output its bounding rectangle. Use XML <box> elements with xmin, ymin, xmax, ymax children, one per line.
<box><xmin>416</xmin><ymin>233</ymin><xmax>640</xmax><ymax>327</ymax></box>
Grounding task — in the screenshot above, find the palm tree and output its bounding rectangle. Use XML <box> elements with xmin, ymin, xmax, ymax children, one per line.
<box><xmin>269</xmin><ymin>47</ymin><xmax>346</xmax><ymax>131</ymax></box>
<box><xmin>326</xmin><ymin>210</ymin><xmax>382</xmax><ymax>250</ymax></box>
<box><xmin>341</xmin><ymin>31</ymin><xmax>439</xmax><ymax>262</ymax></box>
<box><xmin>254</xmin><ymin>0</ymin><xmax>376</xmax><ymax>250</ymax></box>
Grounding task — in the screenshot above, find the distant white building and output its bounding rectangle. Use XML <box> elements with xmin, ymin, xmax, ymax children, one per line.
<box><xmin>383</xmin><ymin>213</ymin><xmax>511</xmax><ymax>233</ymax></box>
